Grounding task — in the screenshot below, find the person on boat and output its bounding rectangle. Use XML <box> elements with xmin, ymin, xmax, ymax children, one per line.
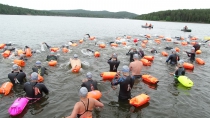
<box><xmin>70</xmin><ymin>54</ymin><xmax>82</xmax><ymax>72</ymax></box>
<box><xmin>111</xmin><ymin>65</ymin><xmax>134</xmax><ymax>102</ymax></box>
<box><xmin>23</xmin><ymin>72</ymin><xmax>49</xmax><ymax>100</ymax></box>
<box><xmin>166</xmin><ymin>49</ymin><xmax>180</xmax><ymax>65</ymax></box>
<box><xmin>81</xmin><ymin>72</ymin><xmax>98</xmax><ymax>92</ymax></box>
<box><xmin>145</xmin><ymin>23</ymin><xmax>148</xmax><ymax>26</ymax></box>
<box><xmin>151</xmin><ymin>48</ymin><xmax>158</xmax><ymax>53</ymax></box>
<box><xmin>185</xmin><ymin>47</ymin><xmax>195</xmax><ymax>63</ymax></box>
<box><xmin>46</xmin><ymin>51</ymin><xmax>58</xmax><ymax>61</ymax></box>
<box><xmin>138</xmin><ymin>48</ymin><xmax>144</xmax><ymax>58</ymax></box>
<box><xmin>126</xmin><ymin>48</ymin><xmax>139</xmax><ymax>62</ymax></box>
<box><xmin>8</xmin><ymin>64</ymin><xmax>26</xmax><ymax>85</ymax></box>
<box><xmin>129</xmin><ymin>54</ymin><xmax>143</xmax><ymax>80</ymax></box>
<box><xmin>32</xmin><ymin>61</ymin><xmax>48</xmax><ymax>76</ymax></box>
<box><xmin>193</xmin><ymin>41</ymin><xmax>200</xmax><ymax>52</ymax></box>
<box><xmin>66</xmin><ymin>87</ymin><xmax>104</xmax><ymax>118</ymax></box>
<box><xmin>170</xmin><ymin>60</ymin><xmax>185</xmax><ymax>81</ymax></box>
<box><xmin>107</xmin><ymin>53</ymin><xmax>120</xmax><ymax>72</ymax></box>
<box><xmin>184</xmin><ymin>26</ymin><xmax>188</xmax><ymax>30</ymax></box>
<box><xmin>148</xmin><ymin>24</ymin><xmax>152</xmax><ymax>27</ymax></box>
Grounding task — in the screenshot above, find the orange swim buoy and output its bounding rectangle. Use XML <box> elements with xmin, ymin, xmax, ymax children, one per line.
<box><xmin>0</xmin><ymin>82</ymin><xmax>13</xmax><ymax>95</ymax></box>
<box><xmin>161</xmin><ymin>51</ymin><xmax>168</xmax><ymax>56</ymax></box>
<box><xmin>94</xmin><ymin>51</ymin><xmax>100</xmax><ymax>57</ymax></box>
<box><xmin>140</xmin><ymin>59</ymin><xmax>151</xmax><ymax>66</ymax></box>
<box><xmin>175</xmin><ymin>47</ymin><xmax>180</xmax><ymax>52</ymax></box>
<box><xmin>89</xmin><ymin>37</ymin><xmax>95</xmax><ymax>40</ymax></box>
<box><xmin>100</xmin><ymin>72</ymin><xmax>116</xmax><ymax>80</ymax></box>
<box><xmin>38</xmin><ymin>75</ymin><xmax>44</xmax><ymax>83</ymax></box>
<box><xmin>17</xmin><ymin>50</ymin><xmax>24</xmax><ymax>56</ymax></box>
<box><xmin>129</xmin><ymin>94</ymin><xmax>150</xmax><ymax>107</ymax></box>
<box><xmin>183</xmin><ymin>62</ymin><xmax>194</xmax><ymax>70</ymax></box>
<box><xmin>14</xmin><ymin>59</ymin><xmax>25</xmax><ymax>67</ymax></box>
<box><xmin>62</xmin><ymin>47</ymin><xmax>69</xmax><ymax>53</ymax></box>
<box><xmin>143</xmin><ymin>56</ymin><xmax>154</xmax><ymax>61</ymax></box>
<box><xmin>142</xmin><ymin>40</ymin><xmax>148</xmax><ymax>44</ymax></box>
<box><xmin>111</xmin><ymin>43</ymin><xmax>118</xmax><ymax>47</ymax></box>
<box><xmin>48</xmin><ymin>60</ymin><xmax>57</xmax><ymax>66</ymax></box>
<box><xmin>87</xmin><ymin>90</ymin><xmax>102</xmax><ymax>100</ymax></box>
<box><xmin>0</xmin><ymin>44</ymin><xmax>6</xmax><ymax>49</ymax></box>
<box><xmin>50</xmin><ymin>47</ymin><xmax>59</xmax><ymax>52</ymax></box>
<box><xmin>72</xmin><ymin>65</ymin><xmax>81</xmax><ymax>73</ymax></box>
<box><xmin>2</xmin><ymin>50</ymin><xmax>11</xmax><ymax>58</ymax></box>
<box><xmin>155</xmin><ymin>39</ymin><xmax>161</xmax><ymax>44</ymax></box>
<box><xmin>165</xmin><ymin>38</ymin><xmax>172</xmax><ymax>42</ymax></box>
<box><xmin>122</xmin><ymin>42</ymin><xmax>126</xmax><ymax>46</ymax></box>
<box><xmin>196</xmin><ymin>50</ymin><xmax>201</xmax><ymax>54</ymax></box>
<box><xmin>181</xmin><ymin>42</ymin><xmax>188</xmax><ymax>46</ymax></box>
<box><xmin>79</xmin><ymin>39</ymin><xmax>83</xmax><ymax>43</ymax></box>
<box><xmin>159</xmin><ymin>35</ymin><xmax>164</xmax><ymax>38</ymax></box>
<box><xmin>25</xmin><ymin>48</ymin><xmax>32</xmax><ymax>57</ymax></box>
<box><xmin>99</xmin><ymin>44</ymin><xmax>106</xmax><ymax>48</ymax></box>
<box><xmin>127</xmin><ymin>36</ymin><xmax>132</xmax><ymax>39</ymax></box>
<box><xmin>142</xmin><ymin>75</ymin><xmax>159</xmax><ymax>84</ymax></box>
<box><xmin>71</xmin><ymin>43</ymin><xmax>78</xmax><ymax>47</ymax></box>
<box><xmin>196</xmin><ymin>58</ymin><xmax>205</xmax><ymax>65</ymax></box>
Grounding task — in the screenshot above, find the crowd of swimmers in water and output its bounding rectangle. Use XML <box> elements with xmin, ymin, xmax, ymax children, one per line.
<box><xmin>0</xmin><ymin>33</ymin><xmax>206</xmax><ymax>118</ymax></box>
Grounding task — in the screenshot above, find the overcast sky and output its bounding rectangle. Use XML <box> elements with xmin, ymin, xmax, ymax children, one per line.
<box><xmin>0</xmin><ymin>0</ymin><xmax>209</xmax><ymax>15</ymax></box>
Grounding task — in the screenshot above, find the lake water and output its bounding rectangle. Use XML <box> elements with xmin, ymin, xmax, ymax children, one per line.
<box><xmin>0</xmin><ymin>15</ymin><xmax>210</xmax><ymax>118</ymax></box>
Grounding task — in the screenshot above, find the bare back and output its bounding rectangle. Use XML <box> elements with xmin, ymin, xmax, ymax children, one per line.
<box><xmin>129</xmin><ymin>60</ymin><xmax>143</xmax><ymax>76</ymax></box>
<box><xmin>70</xmin><ymin>58</ymin><xmax>81</xmax><ymax>69</ymax></box>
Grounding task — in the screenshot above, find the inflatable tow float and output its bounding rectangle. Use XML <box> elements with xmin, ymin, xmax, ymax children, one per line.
<box><xmin>130</xmin><ymin>94</ymin><xmax>150</xmax><ymax>107</ymax></box>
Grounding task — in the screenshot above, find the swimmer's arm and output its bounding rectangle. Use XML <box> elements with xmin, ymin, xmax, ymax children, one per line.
<box><xmin>67</xmin><ymin>102</ymin><xmax>80</xmax><ymax>118</ymax></box>
<box><xmin>94</xmin><ymin>98</ymin><xmax>104</xmax><ymax>108</ymax></box>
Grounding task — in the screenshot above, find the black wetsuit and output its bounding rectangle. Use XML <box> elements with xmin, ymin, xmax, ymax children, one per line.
<box><xmin>81</xmin><ymin>79</ymin><xmax>98</xmax><ymax>92</ymax></box>
<box><xmin>23</xmin><ymin>82</ymin><xmax>49</xmax><ymax>98</ymax></box>
<box><xmin>46</xmin><ymin>55</ymin><xmax>57</xmax><ymax>61</ymax></box>
<box><xmin>193</xmin><ymin>44</ymin><xmax>200</xmax><ymax>52</ymax></box>
<box><xmin>2</xmin><ymin>47</ymin><xmax>15</xmax><ymax>52</ymax></box>
<box><xmin>186</xmin><ymin>52</ymin><xmax>195</xmax><ymax>62</ymax></box>
<box><xmin>166</xmin><ymin>54</ymin><xmax>180</xmax><ymax>65</ymax></box>
<box><xmin>107</xmin><ymin>58</ymin><xmax>120</xmax><ymax>72</ymax></box>
<box><xmin>77</xmin><ymin>98</ymin><xmax>92</xmax><ymax>118</ymax></box>
<box><xmin>174</xmin><ymin>67</ymin><xmax>185</xmax><ymax>80</ymax></box>
<box><xmin>111</xmin><ymin>76</ymin><xmax>134</xmax><ymax>101</ymax></box>
<box><xmin>126</xmin><ymin>51</ymin><xmax>139</xmax><ymax>62</ymax></box>
<box><xmin>8</xmin><ymin>72</ymin><xmax>26</xmax><ymax>85</ymax></box>
<box><xmin>139</xmin><ymin>50</ymin><xmax>145</xmax><ymax>57</ymax></box>
<box><xmin>151</xmin><ymin>49</ymin><xmax>157</xmax><ymax>53</ymax></box>
<box><xmin>32</xmin><ymin>67</ymin><xmax>48</xmax><ymax>76</ymax></box>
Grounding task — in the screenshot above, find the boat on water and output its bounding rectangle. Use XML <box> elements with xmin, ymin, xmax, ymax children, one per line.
<box><xmin>181</xmin><ymin>29</ymin><xmax>191</xmax><ymax>32</ymax></box>
<box><xmin>142</xmin><ymin>25</ymin><xmax>153</xmax><ymax>28</ymax></box>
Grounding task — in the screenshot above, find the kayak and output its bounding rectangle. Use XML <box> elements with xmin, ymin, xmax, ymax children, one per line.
<box><xmin>181</xmin><ymin>29</ymin><xmax>191</xmax><ymax>32</ymax></box>
<box><xmin>142</xmin><ymin>25</ymin><xmax>153</xmax><ymax>28</ymax></box>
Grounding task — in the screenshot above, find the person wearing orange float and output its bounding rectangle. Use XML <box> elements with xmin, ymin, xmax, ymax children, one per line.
<box><xmin>70</xmin><ymin>54</ymin><xmax>82</xmax><ymax>73</ymax></box>
<box><xmin>111</xmin><ymin>65</ymin><xmax>134</xmax><ymax>102</ymax></box>
<box><xmin>129</xmin><ymin>54</ymin><xmax>143</xmax><ymax>80</ymax></box>
<box><xmin>66</xmin><ymin>87</ymin><xmax>104</xmax><ymax>118</ymax></box>
<box><xmin>81</xmin><ymin>72</ymin><xmax>98</xmax><ymax>92</ymax></box>
<box><xmin>170</xmin><ymin>60</ymin><xmax>185</xmax><ymax>82</ymax></box>
<box><xmin>185</xmin><ymin>47</ymin><xmax>195</xmax><ymax>63</ymax></box>
<box><xmin>32</xmin><ymin>61</ymin><xmax>48</xmax><ymax>76</ymax></box>
<box><xmin>107</xmin><ymin>53</ymin><xmax>120</xmax><ymax>72</ymax></box>
<box><xmin>46</xmin><ymin>51</ymin><xmax>58</xmax><ymax>61</ymax></box>
<box><xmin>166</xmin><ymin>49</ymin><xmax>180</xmax><ymax>65</ymax></box>
<box><xmin>8</xmin><ymin>64</ymin><xmax>26</xmax><ymax>85</ymax></box>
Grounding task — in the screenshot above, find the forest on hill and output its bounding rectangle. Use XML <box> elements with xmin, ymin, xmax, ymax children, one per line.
<box><xmin>134</xmin><ymin>9</ymin><xmax>210</xmax><ymax>23</ymax></box>
<box><xmin>0</xmin><ymin>3</ymin><xmax>138</xmax><ymax>18</ymax></box>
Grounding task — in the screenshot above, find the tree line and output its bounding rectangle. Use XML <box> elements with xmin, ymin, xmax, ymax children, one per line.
<box><xmin>0</xmin><ymin>3</ymin><xmax>137</xmax><ymax>18</ymax></box>
<box><xmin>134</xmin><ymin>9</ymin><xmax>210</xmax><ymax>23</ymax></box>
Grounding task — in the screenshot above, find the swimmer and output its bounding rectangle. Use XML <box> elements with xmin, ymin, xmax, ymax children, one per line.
<box><xmin>107</xmin><ymin>53</ymin><xmax>120</xmax><ymax>72</ymax></box>
<box><xmin>166</xmin><ymin>49</ymin><xmax>180</xmax><ymax>65</ymax></box>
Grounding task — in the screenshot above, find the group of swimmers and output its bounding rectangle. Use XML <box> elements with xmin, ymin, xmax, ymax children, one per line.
<box><xmin>0</xmin><ymin>33</ymin><xmax>203</xmax><ymax>117</ymax></box>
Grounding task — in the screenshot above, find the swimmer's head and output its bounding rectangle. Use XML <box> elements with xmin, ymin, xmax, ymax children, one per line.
<box><xmin>36</xmin><ymin>61</ymin><xmax>41</xmax><ymax>67</ymax></box>
<box><xmin>178</xmin><ymin>60</ymin><xmax>184</xmax><ymax>67</ymax></box>
<box><xmin>73</xmin><ymin>54</ymin><xmax>78</xmax><ymax>59</ymax></box>
<box><xmin>30</xmin><ymin>72</ymin><xmax>38</xmax><ymax>81</ymax></box>
<box><xmin>86</xmin><ymin>72</ymin><xmax>92</xmax><ymax>79</ymax></box>
<box><xmin>171</xmin><ymin>49</ymin><xmax>176</xmax><ymax>53</ymax></box>
<box><xmin>191</xmin><ymin>47</ymin><xmax>195</xmax><ymax>52</ymax></box>
<box><xmin>112</xmin><ymin>53</ymin><xmax>117</xmax><ymax>59</ymax></box>
<box><xmin>12</xmin><ymin>64</ymin><xmax>19</xmax><ymax>71</ymax></box>
<box><xmin>79</xmin><ymin>87</ymin><xmax>88</xmax><ymax>97</ymax></box>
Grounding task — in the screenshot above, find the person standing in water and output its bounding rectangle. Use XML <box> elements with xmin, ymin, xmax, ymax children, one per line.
<box><xmin>66</xmin><ymin>87</ymin><xmax>104</xmax><ymax>118</ymax></box>
<box><xmin>81</xmin><ymin>72</ymin><xmax>98</xmax><ymax>92</ymax></box>
<box><xmin>129</xmin><ymin>54</ymin><xmax>143</xmax><ymax>80</ymax></box>
<box><xmin>107</xmin><ymin>53</ymin><xmax>120</xmax><ymax>72</ymax></box>
<box><xmin>126</xmin><ymin>48</ymin><xmax>139</xmax><ymax>62</ymax></box>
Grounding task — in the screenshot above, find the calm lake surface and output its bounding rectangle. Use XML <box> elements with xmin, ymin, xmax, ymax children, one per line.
<box><xmin>0</xmin><ymin>15</ymin><xmax>210</xmax><ymax>118</ymax></box>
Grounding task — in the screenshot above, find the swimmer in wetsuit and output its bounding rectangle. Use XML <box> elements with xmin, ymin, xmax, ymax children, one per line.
<box><xmin>166</xmin><ymin>49</ymin><xmax>180</xmax><ymax>65</ymax></box>
<box><xmin>185</xmin><ymin>47</ymin><xmax>195</xmax><ymax>63</ymax></box>
<box><xmin>8</xmin><ymin>64</ymin><xmax>26</xmax><ymax>85</ymax></box>
<box><xmin>107</xmin><ymin>53</ymin><xmax>120</xmax><ymax>72</ymax></box>
<box><xmin>126</xmin><ymin>48</ymin><xmax>139</xmax><ymax>62</ymax></box>
<box><xmin>66</xmin><ymin>87</ymin><xmax>104</xmax><ymax>118</ymax></box>
<box><xmin>81</xmin><ymin>72</ymin><xmax>98</xmax><ymax>92</ymax></box>
<box><xmin>170</xmin><ymin>60</ymin><xmax>185</xmax><ymax>81</ymax></box>
<box><xmin>46</xmin><ymin>51</ymin><xmax>58</xmax><ymax>61</ymax></box>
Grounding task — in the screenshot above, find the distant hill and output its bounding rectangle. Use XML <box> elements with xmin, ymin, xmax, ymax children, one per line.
<box><xmin>134</xmin><ymin>9</ymin><xmax>210</xmax><ymax>23</ymax></box>
<box><xmin>0</xmin><ymin>3</ymin><xmax>138</xmax><ymax>18</ymax></box>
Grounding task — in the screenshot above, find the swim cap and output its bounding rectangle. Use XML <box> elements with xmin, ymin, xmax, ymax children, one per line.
<box><xmin>171</xmin><ymin>49</ymin><xmax>176</xmax><ymax>53</ymax></box>
<box><xmin>121</xmin><ymin>65</ymin><xmax>129</xmax><ymax>72</ymax></box>
<box><xmin>12</xmin><ymin>64</ymin><xmax>19</xmax><ymax>71</ymax></box>
<box><xmin>112</xmin><ymin>53</ymin><xmax>117</xmax><ymax>58</ymax></box>
<box><xmin>74</xmin><ymin>54</ymin><xmax>78</xmax><ymax>58</ymax></box>
<box><xmin>178</xmin><ymin>60</ymin><xmax>184</xmax><ymax>65</ymax></box>
<box><xmin>50</xmin><ymin>51</ymin><xmax>54</xmax><ymax>54</ymax></box>
<box><xmin>31</xmin><ymin>72</ymin><xmax>38</xmax><ymax>81</ymax></box>
<box><xmin>133</xmin><ymin>54</ymin><xmax>139</xmax><ymax>59</ymax></box>
<box><xmin>36</xmin><ymin>61</ymin><xmax>41</xmax><ymax>66</ymax></box>
<box><xmin>191</xmin><ymin>47</ymin><xmax>195</xmax><ymax>51</ymax></box>
<box><xmin>79</xmin><ymin>87</ymin><xmax>88</xmax><ymax>97</ymax></box>
<box><xmin>86</xmin><ymin>72</ymin><xmax>92</xmax><ymax>79</ymax></box>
